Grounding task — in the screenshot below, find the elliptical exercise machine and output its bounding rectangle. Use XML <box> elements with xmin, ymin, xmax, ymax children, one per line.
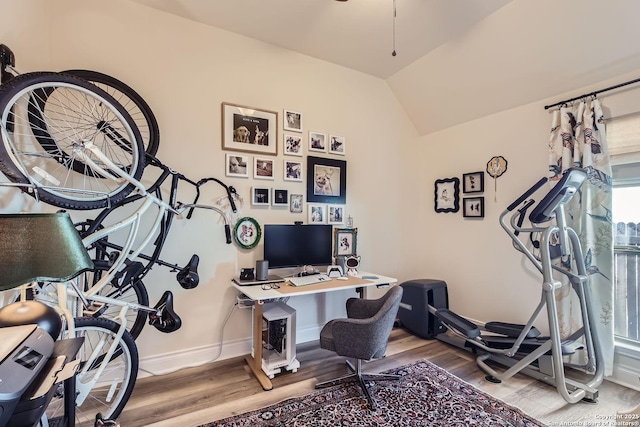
<box><xmin>428</xmin><ymin>168</ymin><xmax>605</xmax><ymax>404</ymax></box>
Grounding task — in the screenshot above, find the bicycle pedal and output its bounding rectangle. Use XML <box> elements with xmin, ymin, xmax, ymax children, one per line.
<box><xmin>84</xmin><ymin>302</ymin><xmax>106</xmax><ymax>317</ymax></box>
<box><xmin>95</xmin><ymin>413</ymin><xmax>120</xmax><ymax>427</ymax></box>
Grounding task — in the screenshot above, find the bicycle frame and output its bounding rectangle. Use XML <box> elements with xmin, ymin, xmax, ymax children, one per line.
<box><xmin>79</xmin><ymin>153</ymin><xmax>236</xmax><ymax>284</ymax></box>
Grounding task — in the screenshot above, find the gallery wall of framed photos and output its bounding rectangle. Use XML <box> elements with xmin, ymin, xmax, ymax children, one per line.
<box><xmin>221</xmin><ymin>102</ymin><xmax>349</xmax><ymax>226</ymax></box>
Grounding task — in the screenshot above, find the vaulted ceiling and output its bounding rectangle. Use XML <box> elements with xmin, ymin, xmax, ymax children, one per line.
<box><xmin>128</xmin><ymin>0</ymin><xmax>640</xmax><ymax>135</ymax></box>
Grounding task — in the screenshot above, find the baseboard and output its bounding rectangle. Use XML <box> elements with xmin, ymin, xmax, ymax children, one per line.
<box><xmin>137</xmin><ymin>337</ymin><xmax>251</xmax><ymax>378</ymax></box>
<box><xmin>137</xmin><ymin>324</ymin><xmax>323</xmax><ymax>378</ymax></box>
<box><xmin>610</xmin><ymin>346</ymin><xmax>640</xmax><ymax>392</ymax></box>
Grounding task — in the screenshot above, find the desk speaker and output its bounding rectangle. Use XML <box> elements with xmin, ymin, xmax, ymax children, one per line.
<box><xmin>256</xmin><ymin>260</ymin><xmax>269</xmax><ymax>281</ymax></box>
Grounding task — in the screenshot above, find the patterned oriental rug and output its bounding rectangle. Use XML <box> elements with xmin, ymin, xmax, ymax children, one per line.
<box><xmin>202</xmin><ymin>359</ymin><xmax>544</xmax><ymax>427</ymax></box>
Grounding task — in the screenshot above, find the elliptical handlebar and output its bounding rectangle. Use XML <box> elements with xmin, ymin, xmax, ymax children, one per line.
<box><xmin>506</xmin><ymin>177</ymin><xmax>547</xmax><ymax>212</ymax></box>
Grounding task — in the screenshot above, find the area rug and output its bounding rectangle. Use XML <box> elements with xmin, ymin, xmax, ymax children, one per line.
<box><xmin>201</xmin><ymin>359</ymin><xmax>544</xmax><ymax>426</ymax></box>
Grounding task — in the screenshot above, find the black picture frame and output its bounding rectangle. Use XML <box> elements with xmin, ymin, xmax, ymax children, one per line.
<box><xmin>306</xmin><ymin>156</ymin><xmax>347</xmax><ymax>204</ymax></box>
<box><xmin>462</xmin><ymin>171</ymin><xmax>484</xmax><ymax>194</ymax></box>
<box><xmin>434</xmin><ymin>177</ymin><xmax>460</xmax><ymax>213</ymax></box>
<box><xmin>463</xmin><ymin>197</ymin><xmax>484</xmax><ymax>218</ymax></box>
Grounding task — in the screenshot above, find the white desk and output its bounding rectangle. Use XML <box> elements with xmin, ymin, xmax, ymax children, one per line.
<box><xmin>232</xmin><ymin>272</ymin><xmax>397</xmax><ymax>390</ymax></box>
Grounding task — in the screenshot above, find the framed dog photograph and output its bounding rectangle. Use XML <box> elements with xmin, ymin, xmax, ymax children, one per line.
<box><xmin>283</xmin><ymin>133</ymin><xmax>303</xmax><ymax>156</ymax></box>
<box><xmin>283</xmin><ymin>109</ymin><xmax>302</xmax><ymax>133</ymax></box>
<box><xmin>306</xmin><ymin>156</ymin><xmax>347</xmax><ymax>204</ymax></box>
<box><xmin>309</xmin><ymin>131</ymin><xmax>327</xmax><ymax>153</ymax></box>
<box><xmin>334</xmin><ymin>228</ymin><xmax>357</xmax><ymax>257</ymax></box>
<box><xmin>308</xmin><ymin>203</ymin><xmax>327</xmax><ymax>224</ymax></box>
<box><xmin>225</xmin><ymin>153</ymin><xmax>249</xmax><ymax>178</ymax></box>
<box><xmin>328</xmin><ymin>205</ymin><xmax>345</xmax><ymax>225</ymax></box>
<box><xmin>329</xmin><ymin>135</ymin><xmax>346</xmax><ymax>155</ymax></box>
<box><xmin>284</xmin><ymin>160</ymin><xmax>303</xmax><ymax>182</ymax></box>
<box><xmin>222</xmin><ymin>102</ymin><xmax>278</xmax><ymax>155</ymax></box>
<box><xmin>253</xmin><ymin>157</ymin><xmax>274</xmax><ymax>180</ymax></box>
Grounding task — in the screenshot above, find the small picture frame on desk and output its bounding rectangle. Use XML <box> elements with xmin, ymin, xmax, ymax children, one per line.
<box><xmin>334</xmin><ymin>227</ymin><xmax>357</xmax><ymax>257</ymax></box>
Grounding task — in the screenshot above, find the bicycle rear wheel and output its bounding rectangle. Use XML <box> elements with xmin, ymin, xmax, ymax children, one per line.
<box><xmin>0</xmin><ymin>72</ymin><xmax>145</xmax><ymax>210</ymax></box>
<box><xmin>64</xmin><ymin>69</ymin><xmax>160</xmax><ymax>157</ymax></box>
<box><xmin>46</xmin><ymin>316</ymin><xmax>138</xmax><ymax>426</ymax></box>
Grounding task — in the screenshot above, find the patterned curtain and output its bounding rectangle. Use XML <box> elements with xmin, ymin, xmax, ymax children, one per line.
<box><xmin>548</xmin><ymin>98</ymin><xmax>614</xmax><ymax>375</ymax></box>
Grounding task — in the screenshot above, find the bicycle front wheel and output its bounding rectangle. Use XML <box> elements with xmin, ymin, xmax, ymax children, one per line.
<box><xmin>46</xmin><ymin>316</ymin><xmax>139</xmax><ymax>426</ymax></box>
<box><xmin>64</xmin><ymin>69</ymin><xmax>160</xmax><ymax>157</ymax></box>
<box><xmin>0</xmin><ymin>72</ymin><xmax>145</xmax><ymax>210</ymax></box>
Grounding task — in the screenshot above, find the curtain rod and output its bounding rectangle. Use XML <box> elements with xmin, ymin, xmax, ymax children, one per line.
<box><xmin>544</xmin><ymin>76</ymin><xmax>640</xmax><ymax>110</ymax></box>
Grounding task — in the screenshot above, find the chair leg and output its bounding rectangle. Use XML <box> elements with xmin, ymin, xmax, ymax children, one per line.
<box><xmin>315</xmin><ymin>359</ymin><xmax>401</xmax><ymax>411</ymax></box>
<box><xmin>315</xmin><ymin>371</ymin><xmax>358</xmax><ymax>388</ymax></box>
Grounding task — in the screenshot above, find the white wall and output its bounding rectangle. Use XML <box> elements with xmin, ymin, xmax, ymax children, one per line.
<box><xmin>3</xmin><ymin>0</ymin><xmax>640</xmax><ymax>382</ymax></box>
<box><xmin>417</xmin><ymin>69</ymin><xmax>640</xmax><ymax>330</ymax></box>
<box><xmin>32</xmin><ymin>0</ymin><xmax>417</xmax><ymax>374</ymax></box>
<box><xmin>0</xmin><ymin>0</ymin><xmax>52</xmax><ymax>213</ymax></box>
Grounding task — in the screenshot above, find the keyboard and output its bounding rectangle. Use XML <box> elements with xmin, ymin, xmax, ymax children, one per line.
<box><xmin>287</xmin><ymin>274</ymin><xmax>332</xmax><ymax>287</ymax></box>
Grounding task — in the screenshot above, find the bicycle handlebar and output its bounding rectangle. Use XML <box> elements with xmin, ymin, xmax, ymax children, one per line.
<box><xmin>187</xmin><ymin>177</ymin><xmax>238</xmax><ymax>219</ymax></box>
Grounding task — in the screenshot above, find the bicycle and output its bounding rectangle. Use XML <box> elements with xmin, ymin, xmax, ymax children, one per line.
<box><xmin>63</xmin><ymin>152</ymin><xmax>239</xmax><ymax>340</ymax></box>
<box><xmin>1</xmin><ymin>145</ymin><xmax>237</xmax><ymax>425</ymax></box>
<box><xmin>0</xmin><ymin>48</ymin><xmax>239</xmax><ymax>424</ymax></box>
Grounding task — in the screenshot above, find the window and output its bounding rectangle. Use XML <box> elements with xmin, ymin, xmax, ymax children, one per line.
<box><xmin>610</xmin><ymin>113</ymin><xmax>640</xmax><ymax>350</ymax></box>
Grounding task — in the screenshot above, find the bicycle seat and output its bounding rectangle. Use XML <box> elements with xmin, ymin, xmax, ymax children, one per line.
<box><xmin>148</xmin><ymin>291</ymin><xmax>182</xmax><ymax>333</ymax></box>
<box><xmin>176</xmin><ymin>254</ymin><xmax>199</xmax><ymax>289</ymax></box>
<box><xmin>112</xmin><ymin>261</ymin><xmax>144</xmax><ymax>289</ymax></box>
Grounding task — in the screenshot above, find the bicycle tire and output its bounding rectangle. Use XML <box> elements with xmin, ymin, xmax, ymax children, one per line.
<box><xmin>0</xmin><ymin>71</ymin><xmax>145</xmax><ymax>210</ymax></box>
<box><xmin>46</xmin><ymin>316</ymin><xmax>138</xmax><ymax>425</ymax></box>
<box><xmin>64</xmin><ymin>69</ymin><xmax>160</xmax><ymax>157</ymax></box>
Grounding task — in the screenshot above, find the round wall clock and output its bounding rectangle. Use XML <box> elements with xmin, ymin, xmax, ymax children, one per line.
<box><xmin>233</xmin><ymin>217</ymin><xmax>262</xmax><ymax>249</ymax></box>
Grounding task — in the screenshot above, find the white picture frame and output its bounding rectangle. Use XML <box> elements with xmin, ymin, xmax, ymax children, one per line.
<box><xmin>283</xmin><ymin>109</ymin><xmax>302</xmax><ymax>133</ymax></box>
<box><xmin>251</xmin><ymin>187</ymin><xmax>270</xmax><ymax>206</ymax></box>
<box><xmin>283</xmin><ymin>133</ymin><xmax>303</xmax><ymax>156</ymax></box>
<box><xmin>328</xmin><ymin>205</ymin><xmax>345</xmax><ymax>225</ymax></box>
<box><xmin>253</xmin><ymin>156</ymin><xmax>274</xmax><ymax>180</ymax></box>
<box><xmin>309</xmin><ymin>131</ymin><xmax>327</xmax><ymax>153</ymax></box>
<box><xmin>308</xmin><ymin>203</ymin><xmax>327</xmax><ymax>224</ymax></box>
<box><xmin>329</xmin><ymin>135</ymin><xmax>346</xmax><ymax>155</ymax></box>
<box><xmin>225</xmin><ymin>153</ymin><xmax>249</xmax><ymax>178</ymax></box>
<box><xmin>222</xmin><ymin>103</ymin><xmax>277</xmax><ymax>155</ymax></box>
<box><xmin>284</xmin><ymin>160</ymin><xmax>303</xmax><ymax>182</ymax></box>
<box><xmin>272</xmin><ymin>189</ymin><xmax>289</xmax><ymax>206</ymax></box>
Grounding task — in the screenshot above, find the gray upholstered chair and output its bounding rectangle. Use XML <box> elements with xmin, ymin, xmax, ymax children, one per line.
<box><xmin>315</xmin><ymin>285</ymin><xmax>403</xmax><ymax>410</ymax></box>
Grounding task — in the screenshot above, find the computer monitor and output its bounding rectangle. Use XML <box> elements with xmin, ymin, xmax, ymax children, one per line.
<box><xmin>263</xmin><ymin>224</ymin><xmax>333</xmax><ymax>269</ymax></box>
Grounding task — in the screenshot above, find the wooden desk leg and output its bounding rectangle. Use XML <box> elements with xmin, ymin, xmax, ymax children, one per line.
<box><xmin>245</xmin><ymin>300</ymin><xmax>273</xmax><ymax>390</ymax></box>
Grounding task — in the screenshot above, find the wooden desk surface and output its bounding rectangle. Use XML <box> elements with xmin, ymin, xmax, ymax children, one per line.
<box><xmin>232</xmin><ymin>272</ymin><xmax>397</xmax><ymax>301</ymax></box>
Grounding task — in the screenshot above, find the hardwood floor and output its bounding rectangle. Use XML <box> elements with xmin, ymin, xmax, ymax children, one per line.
<box><xmin>119</xmin><ymin>328</ymin><xmax>640</xmax><ymax>426</ymax></box>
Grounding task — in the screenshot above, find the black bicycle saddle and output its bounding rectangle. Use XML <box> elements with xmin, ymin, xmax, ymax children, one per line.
<box><xmin>176</xmin><ymin>254</ymin><xmax>199</xmax><ymax>289</ymax></box>
<box><xmin>148</xmin><ymin>291</ymin><xmax>182</xmax><ymax>333</ymax></box>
